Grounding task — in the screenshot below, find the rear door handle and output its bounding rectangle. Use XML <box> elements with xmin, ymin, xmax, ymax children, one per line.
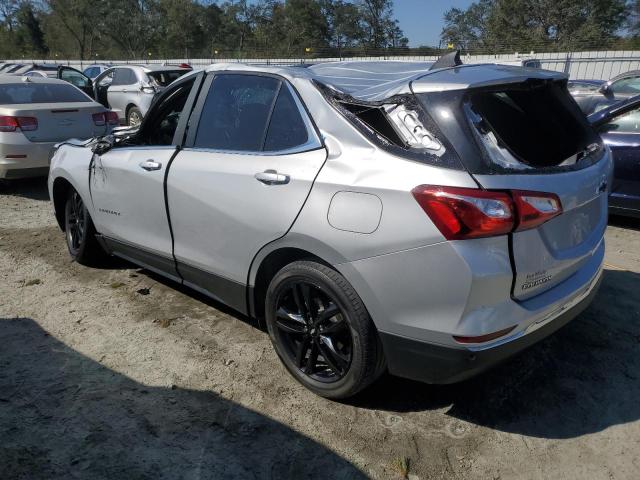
<box><xmin>255</xmin><ymin>169</ymin><xmax>290</xmax><ymax>185</ymax></box>
<box><xmin>139</xmin><ymin>160</ymin><xmax>162</xmax><ymax>171</ymax></box>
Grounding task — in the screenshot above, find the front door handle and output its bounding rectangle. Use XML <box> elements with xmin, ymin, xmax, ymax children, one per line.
<box><xmin>139</xmin><ymin>160</ymin><xmax>162</xmax><ymax>171</ymax></box>
<box><xmin>255</xmin><ymin>169</ymin><xmax>290</xmax><ymax>185</ymax></box>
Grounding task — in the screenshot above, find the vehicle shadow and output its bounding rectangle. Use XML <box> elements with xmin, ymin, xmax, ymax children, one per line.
<box><xmin>0</xmin><ymin>177</ymin><xmax>50</xmax><ymax>201</ymax></box>
<box><xmin>352</xmin><ymin>268</ymin><xmax>640</xmax><ymax>440</ymax></box>
<box><xmin>609</xmin><ymin>214</ymin><xmax>640</xmax><ymax>231</ymax></box>
<box><xmin>0</xmin><ymin>317</ymin><xmax>365</xmax><ymax>480</ymax></box>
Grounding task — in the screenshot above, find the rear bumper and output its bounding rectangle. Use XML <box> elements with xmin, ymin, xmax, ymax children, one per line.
<box><xmin>380</xmin><ymin>271</ymin><xmax>602</xmax><ymax>384</ymax></box>
<box><xmin>0</xmin><ymin>138</ymin><xmax>55</xmax><ymax>179</ymax></box>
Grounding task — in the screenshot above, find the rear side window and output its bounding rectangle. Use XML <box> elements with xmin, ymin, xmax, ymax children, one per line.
<box><xmin>0</xmin><ymin>83</ymin><xmax>91</xmax><ymax>104</ymax></box>
<box><xmin>112</xmin><ymin>68</ymin><xmax>137</xmax><ymax>86</ymax></box>
<box><xmin>264</xmin><ymin>86</ymin><xmax>308</xmax><ymax>151</ymax></box>
<box><xmin>194</xmin><ymin>74</ymin><xmax>280</xmax><ymax>151</ymax></box>
<box><xmin>148</xmin><ymin>71</ymin><xmax>188</xmax><ymax>87</ymax></box>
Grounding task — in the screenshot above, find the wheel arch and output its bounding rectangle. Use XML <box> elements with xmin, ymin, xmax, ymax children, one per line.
<box><xmin>51</xmin><ymin>175</ymin><xmax>88</xmax><ymax>231</ymax></box>
<box><xmin>125</xmin><ymin>103</ymin><xmax>139</xmax><ymax>118</ymax></box>
<box><xmin>248</xmin><ymin>234</ymin><xmax>348</xmax><ymax>321</ymax></box>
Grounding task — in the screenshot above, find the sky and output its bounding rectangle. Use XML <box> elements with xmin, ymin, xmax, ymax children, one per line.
<box><xmin>394</xmin><ymin>0</ymin><xmax>475</xmax><ymax>47</ymax></box>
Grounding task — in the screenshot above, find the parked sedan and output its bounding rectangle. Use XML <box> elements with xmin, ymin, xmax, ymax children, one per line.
<box><xmin>0</xmin><ymin>76</ymin><xmax>117</xmax><ymax>180</ymax></box>
<box><xmin>589</xmin><ymin>95</ymin><xmax>640</xmax><ymax>217</ymax></box>
<box><xmin>49</xmin><ymin>61</ymin><xmax>609</xmax><ymax>398</ymax></box>
<box><xmin>92</xmin><ymin>65</ymin><xmax>191</xmax><ymax>126</ymax></box>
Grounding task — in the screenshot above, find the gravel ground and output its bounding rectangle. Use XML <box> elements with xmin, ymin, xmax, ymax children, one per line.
<box><xmin>1</xmin><ymin>178</ymin><xmax>639</xmax><ymax>480</ymax></box>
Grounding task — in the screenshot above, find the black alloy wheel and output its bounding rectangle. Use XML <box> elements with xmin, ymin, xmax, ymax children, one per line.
<box><xmin>265</xmin><ymin>261</ymin><xmax>385</xmax><ymax>399</ymax></box>
<box><xmin>65</xmin><ymin>190</ymin><xmax>86</xmax><ymax>256</ymax></box>
<box><xmin>274</xmin><ymin>280</ymin><xmax>353</xmax><ymax>382</ymax></box>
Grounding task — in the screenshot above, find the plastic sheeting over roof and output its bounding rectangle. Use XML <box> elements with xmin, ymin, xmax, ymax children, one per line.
<box><xmin>307</xmin><ymin>61</ymin><xmax>567</xmax><ymax>102</ymax></box>
<box><xmin>308</xmin><ymin>61</ymin><xmax>434</xmax><ymax>101</ymax></box>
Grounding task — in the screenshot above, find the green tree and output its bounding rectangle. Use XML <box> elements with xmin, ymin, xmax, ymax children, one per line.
<box><xmin>44</xmin><ymin>0</ymin><xmax>108</xmax><ymax>59</ymax></box>
<box><xmin>442</xmin><ymin>0</ymin><xmax>629</xmax><ymax>52</ymax></box>
<box><xmin>15</xmin><ymin>2</ymin><xmax>48</xmax><ymax>55</ymax></box>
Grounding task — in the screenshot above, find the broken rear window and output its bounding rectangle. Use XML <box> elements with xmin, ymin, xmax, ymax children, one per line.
<box><xmin>466</xmin><ymin>82</ymin><xmax>600</xmax><ymax>169</ymax></box>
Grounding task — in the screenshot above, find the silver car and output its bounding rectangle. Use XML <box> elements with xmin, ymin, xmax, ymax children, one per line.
<box><xmin>92</xmin><ymin>64</ymin><xmax>191</xmax><ymax>126</ymax></box>
<box><xmin>48</xmin><ymin>61</ymin><xmax>611</xmax><ymax>398</ymax></box>
<box><xmin>0</xmin><ymin>76</ymin><xmax>116</xmax><ymax>180</ymax></box>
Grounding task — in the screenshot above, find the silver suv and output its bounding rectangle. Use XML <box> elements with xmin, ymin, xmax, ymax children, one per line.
<box><xmin>49</xmin><ymin>60</ymin><xmax>611</xmax><ymax>399</ymax></box>
<box><xmin>93</xmin><ymin>65</ymin><xmax>191</xmax><ymax>126</ymax></box>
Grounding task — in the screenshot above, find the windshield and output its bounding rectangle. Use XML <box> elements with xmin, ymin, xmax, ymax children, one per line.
<box><xmin>0</xmin><ymin>83</ymin><xmax>91</xmax><ymax>104</ymax></box>
<box><xmin>147</xmin><ymin>70</ymin><xmax>188</xmax><ymax>87</ymax></box>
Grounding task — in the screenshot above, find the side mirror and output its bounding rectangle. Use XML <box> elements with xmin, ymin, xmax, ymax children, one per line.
<box><xmin>599</xmin><ymin>83</ymin><xmax>611</xmax><ymax>95</ymax></box>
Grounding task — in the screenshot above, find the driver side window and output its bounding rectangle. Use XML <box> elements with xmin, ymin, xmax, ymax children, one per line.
<box><xmin>141</xmin><ymin>78</ymin><xmax>195</xmax><ymax>146</ymax></box>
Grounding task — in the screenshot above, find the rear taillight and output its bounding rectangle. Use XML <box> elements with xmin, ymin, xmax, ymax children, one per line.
<box><xmin>93</xmin><ymin>111</ymin><xmax>119</xmax><ymax>127</ymax></box>
<box><xmin>412</xmin><ymin>186</ymin><xmax>514</xmax><ymax>240</ymax></box>
<box><xmin>92</xmin><ymin>112</ymin><xmax>106</xmax><ymax>126</ymax></box>
<box><xmin>0</xmin><ymin>115</ymin><xmax>37</xmax><ymax>132</ymax></box>
<box><xmin>105</xmin><ymin>111</ymin><xmax>119</xmax><ymax>126</ymax></box>
<box><xmin>412</xmin><ymin>185</ymin><xmax>563</xmax><ymax>240</ymax></box>
<box><xmin>511</xmin><ymin>190</ymin><xmax>562</xmax><ymax>231</ymax></box>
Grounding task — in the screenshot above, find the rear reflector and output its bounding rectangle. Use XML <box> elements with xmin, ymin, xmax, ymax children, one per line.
<box><xmin>412</xmin><ymin>185</ymin><xmax>563</xmax><ymax>240</ymax></box>
<box><xmin>412</xmin><ymin>186</ymin><xmax>514</xmax><ymax>240</ymax></box>
<box><xmin>453</xmin><ymin>325</ymin><xmax>516</xmax><ymax>344</ymax></box>
<box><xmin>0</xmin><ymin>116</ymin><xmax>38</xmax><ymax>132</ymax></box>
<box><xmin>512</xmin><ymin>190</ymin><xmax>562</xmax><ymax>231</ymax></box>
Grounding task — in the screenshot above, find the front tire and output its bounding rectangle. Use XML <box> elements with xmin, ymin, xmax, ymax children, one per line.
<box><xmin>64</xmin><ymin>189</ymin><xmax>105</xmax><ymax>266</ymax></box>
<box><xmin>265</xmin><ymin>261</ymin><xmax>384</xmax><ymax>399</ymax></box>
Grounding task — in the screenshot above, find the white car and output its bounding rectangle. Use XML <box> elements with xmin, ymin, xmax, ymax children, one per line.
<box><xmin>0</xmin><ymin>76</ymin><xmax>117</xmax><ymax>179</ymax></box>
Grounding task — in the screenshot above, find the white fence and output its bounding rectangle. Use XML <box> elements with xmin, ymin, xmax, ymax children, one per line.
<box><xmin>8</xmin><ymin>50</ymin><xmax>640</xmax><ymax>80</ymax></box>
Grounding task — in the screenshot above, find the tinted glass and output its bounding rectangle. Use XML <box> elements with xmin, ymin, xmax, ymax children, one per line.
<box><xmin>148</xmin><ymin>71</ymin><xmax>188</xmax><ymax>87</ymax></box>
<box><xmin>264</xmin><ymin>86</ymin><xmax>308</xmax><ymax>151</ymax></box>
<box><xmin>600</xmin><ymin>107</ymin><xmax>640</xmax><ymax>134</ymax></box>
<box><xmin>60</xmin><ymin>68</ymin><xmax>89</xmax><ymax>88</ymax></box>
<box><xmin>84</xmin><ymin>67</ymin><xmax>97</xmax><ymax>77</ymax></box>
<box><xmin>194</xmin><ymin>74</ymin><xmax>280</xmax><ymax>151</ymax></box>
<box><xmin>113</xmin><ymin>68</ymin><xmax>136</xmax><ymax>86</ymax></box>
<box><xmin>610</xmin><ymin>77</ymin><xmax>640</xmax><ymax>95</ymax></box>
<box><xmin>0</xmin><ymin>83</ymin><xmax>91</xmax><ymax>104</ymax></box>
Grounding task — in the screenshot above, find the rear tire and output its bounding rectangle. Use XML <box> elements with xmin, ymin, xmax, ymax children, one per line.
<box><xmin>127</xmin><ymin>106</ymin><xmax>142</xmax><ymax>127</ymax></box>
<box><xmin>64</xmin><ymin>189</ymin><xmax>105</xmax><ymax>266</ymax></box>
<box><xmin>265</xmin><ymin>260</ymin><xmax>384</xmax><ymax>399</ymax></box>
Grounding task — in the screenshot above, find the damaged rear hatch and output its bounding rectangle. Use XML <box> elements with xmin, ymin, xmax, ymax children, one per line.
<box><xmin>412</xmin><ymin>65</ymin><xmax>611</xmax><ymax>299</ymax></box>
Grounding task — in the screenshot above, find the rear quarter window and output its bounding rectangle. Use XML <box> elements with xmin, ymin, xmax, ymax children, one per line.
<box><xmin>0</xmin><ymin>83</ymin><xmax>91</xmax><ymax>104</ymax></box>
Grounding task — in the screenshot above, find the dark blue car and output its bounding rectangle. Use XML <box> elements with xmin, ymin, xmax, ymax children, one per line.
<box><xmin>589</xmin><ymin>95</ymin><xmax>640</xmax><ymax>218</ymax></box>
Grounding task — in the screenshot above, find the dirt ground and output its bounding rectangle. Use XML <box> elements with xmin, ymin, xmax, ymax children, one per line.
<box><xmin>1</xmin><ymin>178</ymin><xmax>639</xmax><ymax>480</ymax></box>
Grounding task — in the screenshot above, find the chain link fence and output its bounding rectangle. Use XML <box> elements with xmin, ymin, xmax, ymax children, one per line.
<box><xmin>7</xmin><ymin>50</ymin><xmax>640</xmax><ymax>80</ymax></box>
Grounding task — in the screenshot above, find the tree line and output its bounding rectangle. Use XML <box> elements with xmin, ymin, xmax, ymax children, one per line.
<box><xmin>441</xmin><ymin>0</ymin><xmax>640</xmax><ymax>53</ymax></box>
<box><xmin>0</xmin><ymin>0</ymin><xmax>411</xmax><ymax>60</ymax></box>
